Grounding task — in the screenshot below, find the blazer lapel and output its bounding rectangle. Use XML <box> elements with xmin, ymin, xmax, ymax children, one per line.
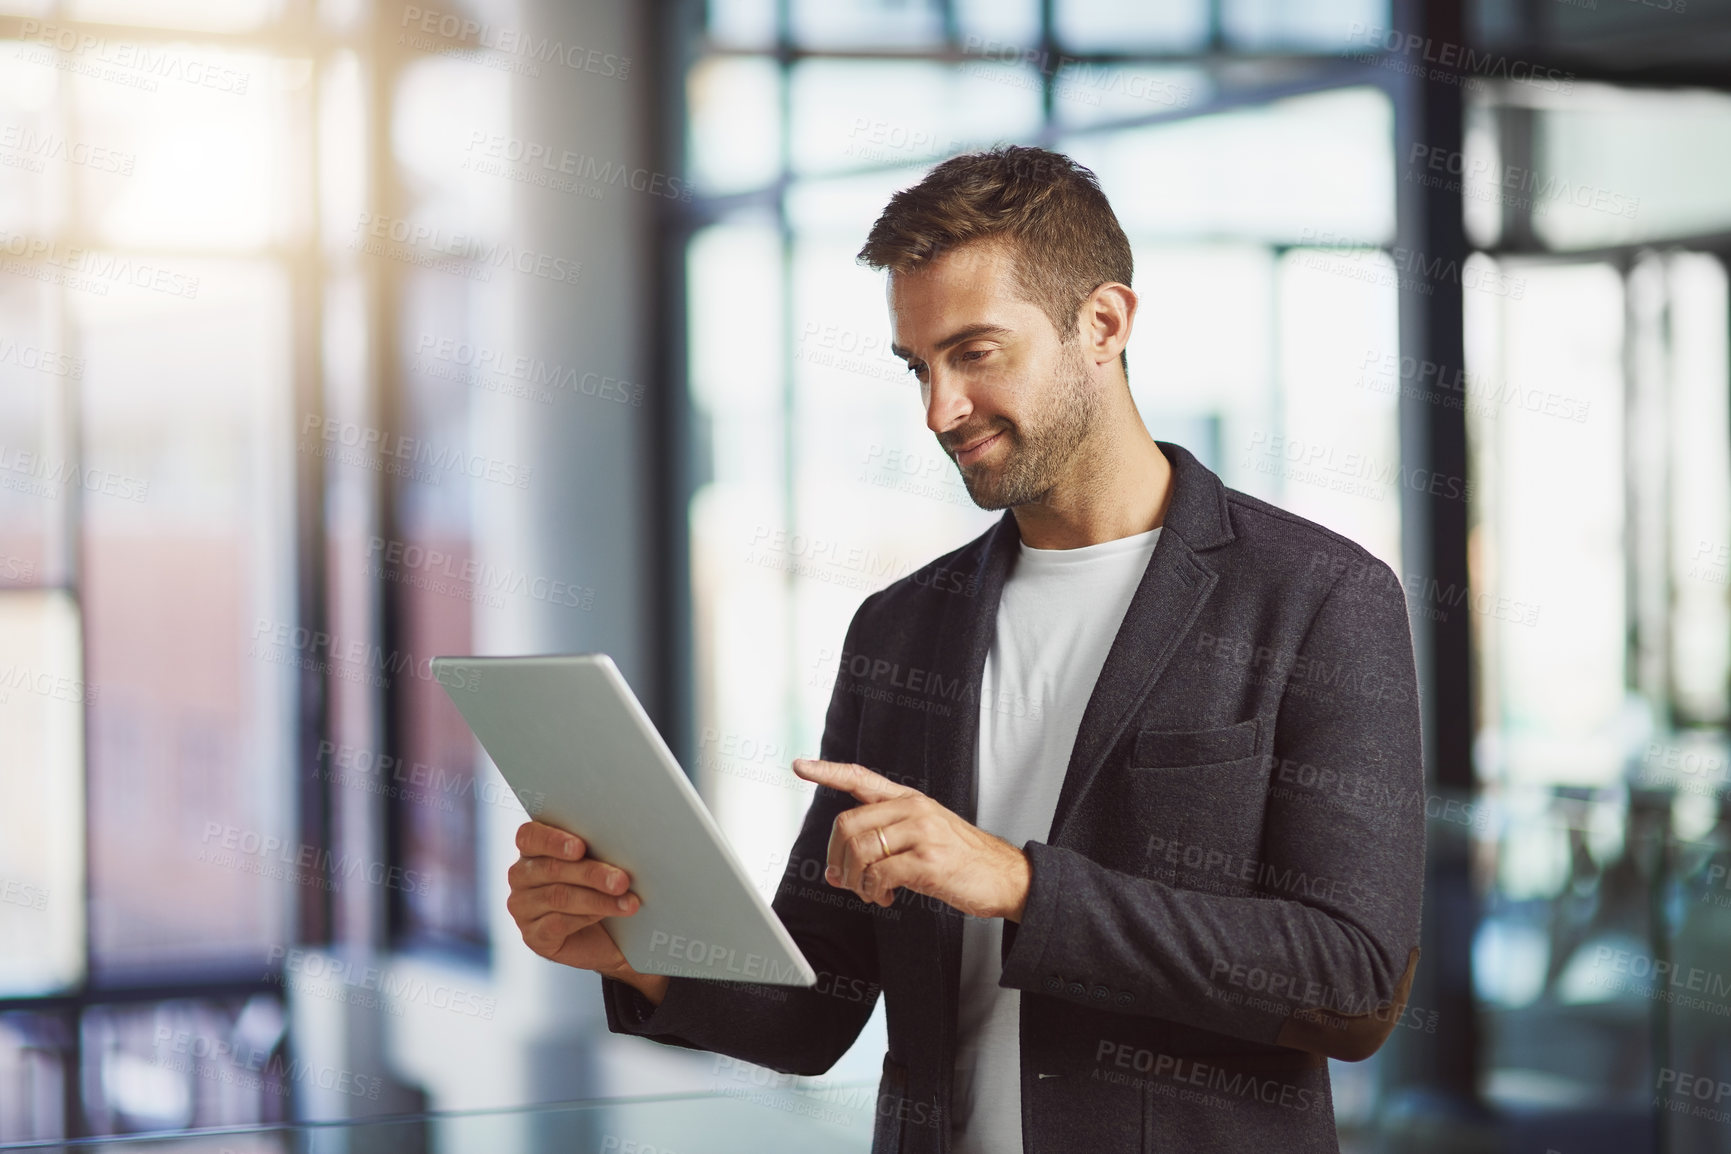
<box><xmin>1045</xmin><ymin>441</ymin><xmax>1236</xmax><ymax>843</ymax></box>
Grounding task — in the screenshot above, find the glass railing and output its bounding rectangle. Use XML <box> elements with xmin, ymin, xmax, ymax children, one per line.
<box><xmin>0</xmin><ymin>1083</ymin><xmax>880</xmax><ymax>1153</ymax></box>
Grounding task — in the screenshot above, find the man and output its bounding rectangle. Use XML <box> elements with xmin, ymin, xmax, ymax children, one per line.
<box><xmin>506</xmin><ymin>145</ymin><xmax>1425</xmax><ymax>1153</ymax></box>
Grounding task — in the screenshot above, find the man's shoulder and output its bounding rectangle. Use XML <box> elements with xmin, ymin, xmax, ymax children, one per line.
<box><xmin>1218</xmin><ymin>486</ymin><xmax>1399</xmax><ymax>589</ymax></box>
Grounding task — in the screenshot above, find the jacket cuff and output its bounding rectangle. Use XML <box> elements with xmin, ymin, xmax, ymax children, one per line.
<box><xmin>601</xmin><ymin>975</ymin><xmax>668</xmax><ymax>1034</ymax></box>
<box><xmin>998</xmin><ymin>840</ymin><xmax>1063</xmax><ymax>990</ymax></box>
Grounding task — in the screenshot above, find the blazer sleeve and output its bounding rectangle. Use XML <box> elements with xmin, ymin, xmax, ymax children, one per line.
<box><xmin>997</xmin><ymin>561</ymin><xmax>1427</xmax><ymax>1061</ymax></box>
<box><xmin>599</xmin><ymin>591</ymin><xmax>887</xmax><ymax>1076</ymax></box>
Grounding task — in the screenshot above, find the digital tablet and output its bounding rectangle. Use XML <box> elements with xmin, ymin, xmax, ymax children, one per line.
<box><xmin>431</xmin><ymin>653</ymin><xmax>817</xmax><ymax>987</ymax></box>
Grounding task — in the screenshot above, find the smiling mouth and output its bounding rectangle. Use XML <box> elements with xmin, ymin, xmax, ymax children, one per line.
<box><xmin>955</xmin><ymin>431</ymin><xmax>1002</xmax><ymax>464</ymax></box>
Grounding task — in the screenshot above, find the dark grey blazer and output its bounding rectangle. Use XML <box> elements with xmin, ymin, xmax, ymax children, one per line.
<box><xmin>603</xmin><ymin>440</ymin><xmax>1426</xmax><ymax>1153</ymax></box>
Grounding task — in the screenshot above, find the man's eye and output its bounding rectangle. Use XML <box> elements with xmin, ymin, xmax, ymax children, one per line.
<box><xmin>960</xmin><ymin>349</ymin><xmax>989</xmax><ymax>362</ymax></box>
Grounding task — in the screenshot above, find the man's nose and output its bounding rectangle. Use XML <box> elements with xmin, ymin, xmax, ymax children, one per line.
<box><xmin>923</xmin><ymin>367</ymin><xmax>971</xmax><ymax>438</ymax></box>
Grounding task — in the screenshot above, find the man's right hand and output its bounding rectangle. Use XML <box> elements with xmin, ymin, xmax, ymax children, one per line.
<box><xmin>506</xmin><ymin>820</ymin><xmax>670</xmax><ymax>1005</ymax></box>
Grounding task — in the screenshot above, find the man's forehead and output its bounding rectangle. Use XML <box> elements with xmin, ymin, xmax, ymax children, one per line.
<box><xmin>886</xmin><ymin>242</ymin><xmax>1030</xmax><ymax>349</ymax></box>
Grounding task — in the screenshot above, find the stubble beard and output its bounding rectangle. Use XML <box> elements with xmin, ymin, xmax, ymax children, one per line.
<box><xmin>953</xmin><ymin>340</ymin><xmax>1101</xmax><ymax>512</ymax></box>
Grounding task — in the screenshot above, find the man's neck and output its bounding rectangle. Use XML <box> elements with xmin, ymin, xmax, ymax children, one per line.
<box><xmin>1010</xmin><ymin>435</ymin><xmax>1173</xmax><ymax>551</ymax></box>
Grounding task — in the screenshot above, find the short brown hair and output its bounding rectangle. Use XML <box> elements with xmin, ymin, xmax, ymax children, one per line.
<box><xmin>857</xmin><ymin>146</ymin><xmax>1133</xmax><ymax>365</ymax></box>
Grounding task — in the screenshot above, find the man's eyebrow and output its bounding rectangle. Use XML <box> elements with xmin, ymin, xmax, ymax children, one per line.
<box><xmin>890</xmin><ymin>323</ymin><xmax>1013</xmax><ymax>362</ymax></box>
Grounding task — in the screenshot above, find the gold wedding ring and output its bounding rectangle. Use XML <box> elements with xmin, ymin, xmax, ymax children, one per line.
<box><xmin>876</xmin><ymin>827</ymin><xmax>891</xmax><ymax>858</ymax></box>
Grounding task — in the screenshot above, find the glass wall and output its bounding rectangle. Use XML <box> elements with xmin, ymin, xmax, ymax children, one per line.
<box><xmin>1463</xmin><ymin>84</ymin><xmax>1731</xmax><ymax>1147</ymax></box>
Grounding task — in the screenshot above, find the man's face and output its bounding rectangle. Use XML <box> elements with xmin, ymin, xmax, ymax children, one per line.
<box><xmin>888</xmin><ymin>240</ymin><xmax>1100</xmax><ymax>511</ymax></box>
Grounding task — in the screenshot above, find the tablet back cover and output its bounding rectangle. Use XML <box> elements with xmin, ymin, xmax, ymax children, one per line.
<box><xmin>433</xmin><ymin>654</ymin><xmax>816</xmax><ymax>986</ymax></box>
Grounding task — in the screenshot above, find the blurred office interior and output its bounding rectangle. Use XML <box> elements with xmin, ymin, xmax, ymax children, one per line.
<box><xmin>2</xmin><ymin>0</ymin><xmax>1731</xmax><ymax>1150</ymax></box>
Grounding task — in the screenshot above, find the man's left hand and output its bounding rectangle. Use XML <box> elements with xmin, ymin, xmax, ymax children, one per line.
<box><xmin>792</xmin><ymin>758</ymin><xmax>1031</xmax><ymax>922</ymax></box>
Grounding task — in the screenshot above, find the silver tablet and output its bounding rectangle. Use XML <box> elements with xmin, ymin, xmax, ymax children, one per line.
<box><xmin>432</xmin><ymin>653</ymin><xmax>817</xmax><ymax>987</ymax></box>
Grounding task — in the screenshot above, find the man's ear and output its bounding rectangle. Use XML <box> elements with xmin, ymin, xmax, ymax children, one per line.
<box><xmin>1080</xmin><ymin>282</ymin><xmax>1137</xmax><ymax>369</ymax></box>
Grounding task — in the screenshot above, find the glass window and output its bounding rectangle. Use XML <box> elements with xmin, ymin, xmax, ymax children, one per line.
<box><xmin>686</xmin><ymin>56</ymin><xmax>781</xmax><ymax>197</ymax></box>
<box><xmin>789</xmin><ymin>60</ymin><xmax>1043</xmax><ymax>177</ymax></box>
<box><xmin>1530</xmin><ymin>86</ymin><xmax>1731</xmax><ymax>251</ymax></box>
<box><xmin>1054</xmin><ymin>0</ymin><xmax>1209</xmax><ymax>53</ymax></box>
<box><xmin>789</xmin><ymin>0</ymin><xmax>945</xmax><ymax>51</ymax></box>
<box><xmin>0</xmin><ymin>589</ymin><xmax>85</xmax><ymax>997</ymax></box>
<box><xmin>1062</xmin><ymin>87</ymin><xmax>1396</xmax><ymax>245</ymax></box>
<box><xmin>1466</xmin><ymin>259</ymin><xmax>1627</xmax><ymax>788</ymax></box>
<box><xmin>78</xmin><ymin>258</ymin><xmax>298</xmax><ymax>978</ymax></box>
<box><xmin>1223</xmin><ymin>0</ymin><xmax>1388</xmax><ymax>51</ymax></box>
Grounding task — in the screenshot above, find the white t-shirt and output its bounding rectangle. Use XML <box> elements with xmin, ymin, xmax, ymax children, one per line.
<box><xmin>951</xmin><ymin>525</ymin><xmax>1163</xmax><ymax>1153</ymax></box>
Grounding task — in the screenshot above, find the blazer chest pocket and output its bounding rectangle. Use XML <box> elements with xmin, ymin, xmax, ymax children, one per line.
<box><xmin>1122</xmin><ymin>719</ymin><xmax>1268</xmax><ymax>891</ymax></box>
<box><xmin>1130</xmin><ymin>719</ymin><xmax>1259</xmax><ymax>769</ymax></box>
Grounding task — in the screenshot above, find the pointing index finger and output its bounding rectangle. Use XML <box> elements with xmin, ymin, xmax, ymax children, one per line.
<box><xmin>792</xmin><ymin>758</ymin><xmax>912</xmax><ymax>804</ymax></box>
